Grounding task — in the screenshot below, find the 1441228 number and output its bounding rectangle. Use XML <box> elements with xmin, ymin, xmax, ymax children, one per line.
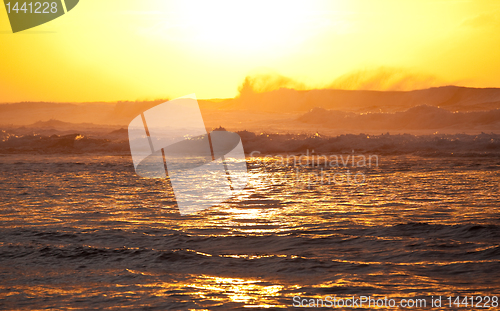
<box><xmin>5</xmin><ymin>2</ymin><xmax>58</xmax><ymax>14</ymax></box>
<box><xmin>447</xmin><ymin>296</ymin><xmax>498</xmax><ymax>308</ymax></box>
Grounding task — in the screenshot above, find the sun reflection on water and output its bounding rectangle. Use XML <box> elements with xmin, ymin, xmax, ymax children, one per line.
<box><xmin>0</xmin><ymin>154</ymin><xmax>499</xmax><ymax>308</ymax></box>
<box><xmin>186</xmin><ymin>275</ymin><xmax>283</xmax><ymax>307</ymax></box>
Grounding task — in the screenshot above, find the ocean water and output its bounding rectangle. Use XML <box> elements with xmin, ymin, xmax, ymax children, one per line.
<box><xmin>0</xmin><ymin>153</ymin><xmax>499</xmax><ymax>309</ymax></box>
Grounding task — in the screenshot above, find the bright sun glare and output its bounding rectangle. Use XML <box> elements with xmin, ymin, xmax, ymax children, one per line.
<box><xmin>155</xmin><ymin>0</ymin><xmax>322</xmax><ymax>52</ymax></box>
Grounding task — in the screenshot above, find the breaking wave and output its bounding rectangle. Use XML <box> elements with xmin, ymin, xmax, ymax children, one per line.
<box><xmin>0</xmin><ymin>129</ymin><xmax>499</xmax><ymax>156</ymax></box>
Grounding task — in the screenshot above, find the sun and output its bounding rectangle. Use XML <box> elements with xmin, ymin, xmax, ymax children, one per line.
<box><xmin>155</xmin><ymin>0</ymin><xmax>323</xmax><ymax>53</ymax></box>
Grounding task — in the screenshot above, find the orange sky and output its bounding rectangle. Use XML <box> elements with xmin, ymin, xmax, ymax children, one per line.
<box><xmin>1</xmin><ymin>0</ymin><xmax>500</xmax><ymax>102</ymax></box>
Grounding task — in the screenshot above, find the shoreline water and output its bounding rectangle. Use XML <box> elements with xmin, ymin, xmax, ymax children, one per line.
<box><xmin>0</xmin><ymin>153</ymin><xmax>498</xmax><ymax>308</ymax></box>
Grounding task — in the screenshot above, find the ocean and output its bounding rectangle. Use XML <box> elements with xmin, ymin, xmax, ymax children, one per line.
<box><xmin>0</xmin><ymin>152</ymin><xmax>499</xmax><ymax>309</ymax></box>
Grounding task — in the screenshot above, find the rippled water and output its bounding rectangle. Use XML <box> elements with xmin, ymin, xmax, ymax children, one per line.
<box><xmin>0</xmin><ymin>154</ymin><xmax>499</xmax><ymax>309</ymax></box>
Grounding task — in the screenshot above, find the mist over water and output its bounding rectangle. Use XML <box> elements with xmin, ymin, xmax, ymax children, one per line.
<box><xmin>238</xmin><ymin>68</ymin><xmax>444</xmax><ymax>94</ymax></box>
<box><xmin>298</xmin><ymin>105</ymin><xmax>500</xmax><ymax>132</ymax></box>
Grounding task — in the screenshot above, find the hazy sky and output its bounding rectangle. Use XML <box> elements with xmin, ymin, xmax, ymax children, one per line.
<box><xmin>1</xmin><ymin>0</ymin><xmax>500</xmax><ymax>102</ymax></box>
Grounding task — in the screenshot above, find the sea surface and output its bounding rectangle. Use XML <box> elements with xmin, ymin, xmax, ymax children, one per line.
<box><xmin>0</xmin><ymin>153</ymin><xmax>499</xmax><ymax>309</ymax></box>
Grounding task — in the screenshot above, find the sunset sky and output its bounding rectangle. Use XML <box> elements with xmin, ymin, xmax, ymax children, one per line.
<box><xmin>1</xmin><ymin>0</ymin><xmax>500</xmax><ymax>102</ymax></box>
